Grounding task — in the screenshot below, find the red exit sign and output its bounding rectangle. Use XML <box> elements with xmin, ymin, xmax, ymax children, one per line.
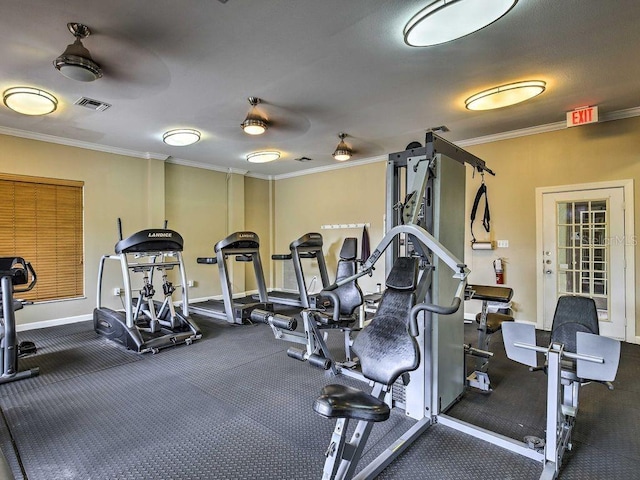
<box><xmin>567</xmin><ymin>106</ymin><xmax>598</xmax><ymax>127</ymax></box>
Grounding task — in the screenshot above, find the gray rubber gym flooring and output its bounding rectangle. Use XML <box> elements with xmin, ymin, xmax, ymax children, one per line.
<box><xmin>0</xmin><ymin>315</ymin><xmax>638</xmax><ymax>479</ymax></box>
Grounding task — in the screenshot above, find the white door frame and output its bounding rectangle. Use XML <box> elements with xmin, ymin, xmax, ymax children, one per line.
<box><xmin>536</xmin><ymin>179</ymin><xmax>636</xmax><ymax>343</ymax></box>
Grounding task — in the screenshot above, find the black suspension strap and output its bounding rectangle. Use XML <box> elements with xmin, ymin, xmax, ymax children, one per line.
<box><xmin>470</xmin><ymin>178</ymin><xmax>490</xmax><ymax>243</ymax></box>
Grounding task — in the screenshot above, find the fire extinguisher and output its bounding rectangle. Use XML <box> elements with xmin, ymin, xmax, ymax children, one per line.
<box><xmin>494</xmin><ymin>258</ymin><xmax>504</xmax><ymax>285</ymax></box>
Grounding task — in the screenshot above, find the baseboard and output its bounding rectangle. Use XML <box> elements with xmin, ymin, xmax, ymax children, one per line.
<box><xmin>177</xmin><ymin>290</ymin><xmax>259</xmax><ymax>306</ymax></box>
<box><xmin>17</xmin><ymin>313</ymin><xmax>92</xmax><ymax>332</ymax></box>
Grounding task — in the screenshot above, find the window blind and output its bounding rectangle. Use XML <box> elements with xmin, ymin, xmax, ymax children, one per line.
<box><xmin>0</xmin><ymin>174</ymin><xmax>84</xmax><ymax>302</ymax></box>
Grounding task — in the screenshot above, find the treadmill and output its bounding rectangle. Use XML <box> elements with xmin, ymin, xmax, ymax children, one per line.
<box><xmin>190</xmin><ymin>231</ymin><xmax>272</xmax><ymax>324</ymax></box>
<box><xmin>263</xmin><ymin>232</ymin><xmax>331</xmax><ymax>309</ymax></box>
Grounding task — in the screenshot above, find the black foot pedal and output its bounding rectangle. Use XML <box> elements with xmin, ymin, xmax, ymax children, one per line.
<box><xmin>18</xmin><ymin>340</ymin><xmax>37</xmax><ymax>357</ymax></box>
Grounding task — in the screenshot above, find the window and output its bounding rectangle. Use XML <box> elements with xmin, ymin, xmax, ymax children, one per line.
<box><xmin>0</xmin><ymin>174</ymin><xmax>84</xmax><ymax>302</ymax></box>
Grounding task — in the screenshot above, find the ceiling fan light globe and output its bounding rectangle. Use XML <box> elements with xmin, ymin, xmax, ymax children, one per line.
<box><xmin>241</xmin><ymin>119</ymin><xmax>267</xmax><ymax>135</ymax></box>
<box><xmin>54</xmin><ymin>37</ymin><xmax>103</xmax><ymax>82</ymax></box>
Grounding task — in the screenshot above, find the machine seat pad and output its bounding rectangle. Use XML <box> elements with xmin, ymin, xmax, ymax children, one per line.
<box><xmin>476</xmin><ymin>312</ymin><xmax>514</xmax><ymax>334</ymax></box>
<box><xmin>313</xmin><ymin>384</ymin><xmax>390</xmax><ymax>422</ymax></box>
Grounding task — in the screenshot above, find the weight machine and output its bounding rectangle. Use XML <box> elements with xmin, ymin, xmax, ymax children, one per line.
<box><xmin>306</xmin><ymin>132</ymin><xmax>616</xmax><ymax>479</ymax></box>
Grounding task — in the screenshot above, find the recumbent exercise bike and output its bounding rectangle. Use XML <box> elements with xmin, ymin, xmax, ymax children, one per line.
<box><xmin>0</xmin><ymin>257</ymin><xmax>39</xmax><ymax>385</ymax></box>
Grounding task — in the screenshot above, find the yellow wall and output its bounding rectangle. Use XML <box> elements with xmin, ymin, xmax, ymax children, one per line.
<box><xmin>463</xmin><ymin>116</ymin><xmax>640</xmax><ymax>334</ymax></box>
<box><xmin>274</xmin><ymin>161</ymin><xmax>387</xmax><ymax>295</ymax></box>
<box><xmin>244</xmin><ymin>176</ymin><xmax>272</xmax><ymax>291</ymax></box>
<box><xmin>164</xmin><ymin>163</ymin><xmax>228</xmax><ymax>299</ymax></box>
<box><xmin>0</xmin><ymin>134</ymin><xmax>163</xmax><ymax>324</ymax></box>
<box><xmin>3</xmin><ymin>115</ymin><xmax>640</xmax><ymax>338</ymax></box>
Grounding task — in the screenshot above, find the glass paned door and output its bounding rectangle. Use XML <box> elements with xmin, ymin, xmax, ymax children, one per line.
<box><xmin>542</xmin><ymin>187</ymin><xmax>625</xmax><ymax>339</ymax></box>
<box><xmin>556</xmin><ymin>199</ymin><xmax>609</xmax><ymax>320</ymax></box>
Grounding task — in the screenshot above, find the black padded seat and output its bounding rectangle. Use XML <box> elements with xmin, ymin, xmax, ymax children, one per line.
<box><xmin>547</xmin><ymin>295</ymin><xmax>600</xmax><ymax>383</ymax></box>
<box><xmin>475</xmin><ymin>311</ymin><xmax>514</xmax><ymax>334</ymax></box>
<box><xmin>314</xmin><ymin>257</ymin><xmax>420</xmax><ymax>423</ymax></box>
<box><xmin>313</xmin><ymin>384</ymin><xmax>390</xmax><ymax>422</ymax></box>
<box><xmin>551</xmin><ymin>295</ymin><xmax>599</xmax><ymax>353</ymax></box>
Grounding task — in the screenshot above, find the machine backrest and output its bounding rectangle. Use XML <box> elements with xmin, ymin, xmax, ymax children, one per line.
<box><xmin>352</xmin><ymin>257</ymin><xmax>420</xmax><ymax>386</ymax></box>
<box><xmin>551</xmin><ymin>295</ymin><xmax>599</xmax><ymax>353</ymax></box>
<box><xmin>332</xmin><ymin>238</ymin><xmax>363</xmax><ymax>316</ymax></box>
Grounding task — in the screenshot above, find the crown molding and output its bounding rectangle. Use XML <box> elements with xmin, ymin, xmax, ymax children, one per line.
<box><xmin>456</xmin><ymin>121</ymin><xmax>566</xmax><ymax>147</ymax></box>
<box><xmin>457</xmin><ymin>105</ymin><xmax>640</xmax><ymax>147</ymax></box>
<box><xmin>0</xmin><ymin>125</ymin><xmax>168</xmax><ymax>160</ymax></box>
<box><xmin>273</xmin><ymin>154</ymin><xmax>388</xmax><ymax>181</ymax></box>
<box><xmin>245</xmin><ymin>172</ymin><xmax>274</xmax><ymax>180</ymax></box>
<box><xmin>165</xmin><ymin>157</ymin><xmax>250</xmax><ymax>175</ymax></box>
<box><xmin>2</xmin><ymin>105</ymin><xmax>640</xmax><ymax>177</ymax></box>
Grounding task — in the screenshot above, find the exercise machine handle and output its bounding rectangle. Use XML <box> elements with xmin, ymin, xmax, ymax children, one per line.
<box><xmin>409</xmin><ymin>279</ymin><xmax>466</xmax><ymax>336</ymax></box>
<box><xmin>14</xmin><ymin>261</ymin><xmax>37</xmax><ymax>294</ymax></box>
<box><xmin>197</xmin><ymin>257</ymin><xmax>218</xmax><ymax>265</ymax></box>
<box><xmin>271</xmin><ymin>254</ymin><xmax>292</xmax><ymax>261</ymax></box>
<box><xmin>320</xmin><ymin>290</ymin><xmax>342</xmax><ymax>322</ymax></box>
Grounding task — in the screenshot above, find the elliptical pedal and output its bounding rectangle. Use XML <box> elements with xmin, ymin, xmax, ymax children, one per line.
<box><xmin>18</xmin><ymin>340</ymin><xmax>37</xmax><ymax>357</ymax></box>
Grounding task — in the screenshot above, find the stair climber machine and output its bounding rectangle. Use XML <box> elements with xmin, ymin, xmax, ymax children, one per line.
<box><xmin>0</xmin><ymin>257</ymin><xmax>39</xmax><ymax>385</ymax></box>
<box><xmin>189</xmin><ymin>231</ymin><xmax>273</xmax><ymax>324</ymax></box>
<box><xmin>259</xmin><ymin>232</ymin><xmax>331</xmax><ymax>309</ymax></box>
<box><xmin>251</xmin><ymin>237</ymin><xmax>363</xmax><ymax>375</ymax></box>
<box><xmin>93</xmin><ymin>220</ymin><xmax>202</xmax><ymax>353</ymax></box>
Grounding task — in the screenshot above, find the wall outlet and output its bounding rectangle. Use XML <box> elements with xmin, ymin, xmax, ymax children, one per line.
<box><xmin>113</xmin><ymin>287</ymin><xmax>122</xmax><ymax>296</ymax></box>
<box><xmin>497</xmin><ymin>240</ymin><xmax>509</xmax><ymax>248</ymax></box>
<box><xmin>187</xmin><ymin>280</ymin><xmax>196</xmax><ymax>288</ymax></box>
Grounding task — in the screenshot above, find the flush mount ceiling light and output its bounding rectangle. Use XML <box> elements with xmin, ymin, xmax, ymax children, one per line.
<box><xmin>246</xmin><ymin>151</ymin><xmax>280</xmax><ymax>163</ymax></box>
<box><xmin>53</xmin><ymin>22</ymin><xmax>103</xmax><ymax>82</ymax></box>
<box><xmin>240</xmin><ymin>97</ymin><xmax>268</xmax><ymax>135</ymax></box>
<box><xmin>404</xmin><ymin>0</ymin><xmax>517</xmax><ymax>47</ymax></box>
<box><xmin>162</xmin><ymin>129</ymin><xmax>201</xmax><ymax>146</ymax></box>
<box><xmin>3</xmin><ymin>87</ymin><xmax>58</xmax><ymax>116</ymax></box>
<box><xmin>465</xmin><ymin>80</ymin><xmax>546</xmax><ymax>110</ymax></box>
<box><xmin>332</xmin><ymin>133</ymin><xmax>352</xmax><ymax>161</ymax></box>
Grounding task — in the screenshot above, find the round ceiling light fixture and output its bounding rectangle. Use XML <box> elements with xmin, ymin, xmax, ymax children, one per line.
<box><xmin>332</xmin><ymin>133</ymin><xmax>352</xmax><ymax>161</ymax></box>
<box><xmin>53</xmin><ymin>22</ymin><xmax>103</xmax><ymax>82</ymax></box>
<box><xmin>241</xmin><ymin>97</ymin><xmax>268</xmax><ymax>135</ymax></box>
<box><xmin>3</xmin><ymin>87</ymin><xmax>58</xmax><ymax>116</ymax></box>
<box><xmin>465</xmin><ymin>80</ymin><xmax>546</xmax><ymax>110</ymax></box>
<box><xmin>246</xmin><ymin>151</ymin><xmax>280</xmax><ymax>163</ymax></box>
<box><xmin>404</xmin><ymin>0</ymin><xmax>518</xmax><ymax>47</ymax></box>
<box><xmin>162</xmin><ymin>128</ymin><xmax>201</xmax><ymax>146</ymax></box>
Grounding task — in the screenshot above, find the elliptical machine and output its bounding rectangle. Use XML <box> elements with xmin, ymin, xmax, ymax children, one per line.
<box><xmin>0</xmin><ymin>257</ymin><xmax>39</xmax><ymax>384</ymax></box>
<box><xmin>94</xmin><ymin>220</ymin><xmax>201</xmax><ymax>353</ymax></box>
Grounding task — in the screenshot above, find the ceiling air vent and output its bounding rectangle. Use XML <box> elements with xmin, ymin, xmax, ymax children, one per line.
<box><xmin>74</xmin><ymin>97</ymin><xmax>111</xmax><ymax>112</ymax></box>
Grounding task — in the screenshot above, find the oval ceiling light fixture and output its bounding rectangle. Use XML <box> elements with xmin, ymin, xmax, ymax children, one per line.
<box><xmin>246</xmin><ymin>150</ymin><xmax>280</xmax><ymax>163</ymax></box>
<box><xmin>404</xmin><ymin>0</ymin><xmax>518</xmax><ymax>47</ymax></box>
<box><xmin>240</xmin><ymin>97</ymin><xmax>268</xmax><ymax>135</ymax></box>
<box><xmin>465</xmin><ymin>80</ymin><xmax>546</xmax><ymax>110</ymax></box>
<box><xmin>3</xmin><ymin>87</ymin><xmax>58</xmax><ymax>116</ymax></box>
<box><xmin>162</xmin><ymin>128</ymin><xmax>201</xmax><ymax>146</ymax></box>
<box><xmin>54</xmin><ymin>22</ymin><xmax>103</xmax><ymax>82</ymax></box>
<box><xmin>332</xmin><ymin>133</ymin><xmax>352</xmax><ymax>161</ymax></box>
